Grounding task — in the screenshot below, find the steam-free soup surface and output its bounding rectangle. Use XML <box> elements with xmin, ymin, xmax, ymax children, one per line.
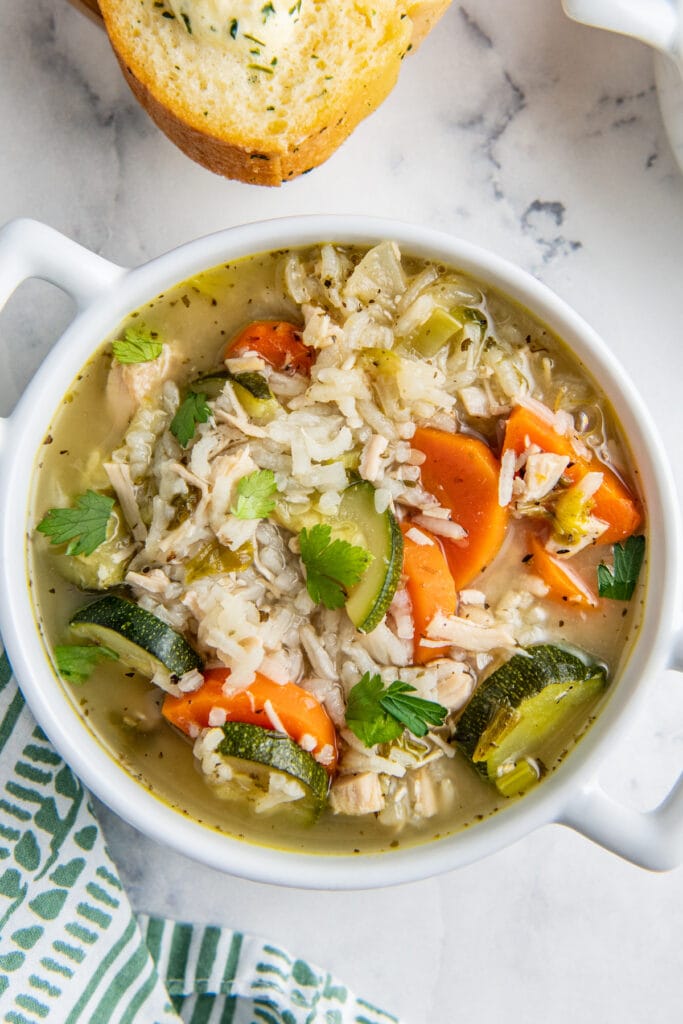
<box><xmin>29</xmin><ymin>242</ymin><xmax>645</xmax><ymax>854</ymax></box>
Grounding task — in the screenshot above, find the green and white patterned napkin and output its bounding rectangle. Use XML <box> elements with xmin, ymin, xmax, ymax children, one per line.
<box><xmin>0</xmin><ymin>646</ymin><xmax>400</xmax><ymax>1024</ymax></box>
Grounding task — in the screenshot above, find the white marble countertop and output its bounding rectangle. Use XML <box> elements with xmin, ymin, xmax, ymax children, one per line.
<box><xmin>2</xmin><ymin>1</ymin><xmax>683</xmax><ymax>1021</ymax></box>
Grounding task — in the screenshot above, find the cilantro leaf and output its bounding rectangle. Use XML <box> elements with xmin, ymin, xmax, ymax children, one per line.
<box><xmin>55</xmin><ymin>644</ymin><xmax>119</xmax><ymax>684</ymax></box>
<box><xmin>170</xmin><ymin>391</ymin><xmax>212</xmax><ymax>447</ymax></box>
<box><xmin>345</xmin><ymin>673</ymin><xmax>404</xmax><ymax>746</ymax></box>
<box><xmin>299</xmin><ymin>523</ymin><xmax>372</xmax><ymax>610</ymax></box>
<box><xmin>345</xmin><ymin>672</ymin><xmax>448</xmax><ymax>747</ymax></box>
<box><xmin>597</xmin><ymin>534</ymin><xmax>645</xmax><ymax>601</ymax></box>
<box><xmin>37</xmin><ymin>491</ymin><xmax>115</xmax><ymax>556</ymax></box>
<box><xmin>231</xmin><ymin>469</ymin><xmax>278</xmax><ymax>520</ymax></box>
<box><xmin>112</xmin><ymin>327</ymin><xmax>164</xmax><ymax>364</ymax></box>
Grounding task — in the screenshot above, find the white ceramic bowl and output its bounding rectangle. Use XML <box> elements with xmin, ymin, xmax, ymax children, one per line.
<box><xmin>1</xmin><ymin>215</ymin><xmax>682</xmax><ymax>889</ymax></box>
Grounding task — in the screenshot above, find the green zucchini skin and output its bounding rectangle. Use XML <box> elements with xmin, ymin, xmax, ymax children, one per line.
<box><xmin>339</xmin><ymin>481</ymin><xmax>404</xmax><ymax>634</ymax></box>
<box><xmin>193</xmin><ymin>370</ymin><xmax>279</xmax><ymax>419</ymax></box>
<box><xmin>69</xmin><ymin>595</ymin><xmax>203</xmax><ymax>681</ymax></box>
<box><xmin>193</xmin><ymin>369</ymin><xmax>271</xmax><ymax>401</ymax></box>
<box><xmin>217</xmin><ymin>721</ymin><xmax>329</xmax><ymax>816</ymax></box>
<box><xmin>455</xmin><ymin>644</ymin><xmax>607</xmax><ymax>794</ymax></box>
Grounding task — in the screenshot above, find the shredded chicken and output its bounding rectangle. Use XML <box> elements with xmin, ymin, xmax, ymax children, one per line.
<box><xmin>329</xmin><ymin>772</ymin><xmax>385</xmax><ymax>815</ymax></box>
<box><xmin>426</xmin><ymin>612</ymin><xmax>516</xmax><ymax>653</ymax></box>
<box><xmin>104</xmin><ymin>461</ymin><xmax>147</xmax><ymax>542</ymax></box>
<box><xmin>106</xmin><ymin>345</ymin><xmax>174</xmax><ymax>427</ymax></box>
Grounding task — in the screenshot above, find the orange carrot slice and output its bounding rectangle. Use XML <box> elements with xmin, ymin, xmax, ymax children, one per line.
<box><xmin>412</xmin><ymin>427</ymin><xmax>509</xmax><ymax>590</ymax></box>
<box><xmin>224</xmin><ymin>321</ymin><xmax>314</xmax><ymax>376</ymax></box>
<box><xmin>162</xmin><ymin>670</ymin><xmax>338</xmax><ymax>771</ymax></box>
<box><xmin>401</xmin><ymin>523</ymin><xmax>457</xmax><ymax>664</ymax></box>
<box><xmin>527</xmin><ymin>533</ymin><xmax>598</xmax><ymax>610</ymax></box>
<box><xmin>502</xmin><ymin>406</ymin><xmax>642</xmax><ymax>545</ymax></box>
<box><xmin>502</xmin><ymin>405</ymin><xmax>574</xmax><ymax>460</ymax></box>
<box><xmin>563</xmin><ymin>462</ymin><xmax>642</xmax><ymax>545</ymax></box>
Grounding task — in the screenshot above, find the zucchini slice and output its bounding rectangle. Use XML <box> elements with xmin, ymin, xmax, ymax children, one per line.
<box><xmin>212</xmin><ymin>721</ymin><xmax>329</xmax><ymax>819</ymax></box>
<box><xmin>69</xmin><ymin>595</ymin><xmax>203</xmax><ymax>687</ymax></box>
<box><xmin>193</xmin><ymin>370</ymin><xmax>279</xmax><ymax>420</ymax></box>
<box><xmin>275</xmin><ymin>481</ymin><xmax>403</xmax><ymax>633</ymax></box>
<box><xmin>338</xmin><ymin>481</ymin><xmax>403</xmax><ymax>633</ymax></box>
<box><xmin>455</xmin><ymin>644</ymin><xmax>607</xmax><ymax>797</ymax></box>
<box><xmin>55</xmin><ymin>503</ymin><xmax>133</xmax><ymax>591</ymax></box>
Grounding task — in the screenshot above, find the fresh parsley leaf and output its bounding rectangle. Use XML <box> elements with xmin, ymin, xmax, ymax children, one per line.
<box><xmin>231</xmin><ymin>469</ymin><xmax>278</xmax><ymax>520</ymax></box>
<box><xmin>55</xmin><ymin>644</ymin><xmax>119</xmax><ymax>684</ymax></box>
<box><xmin>597</xmin><ymin>534</ymin><xmax>645</xmax><ymax>601</ymax></box>
<box><xmin>299</xmin><ymin>523</ymin><xmax>372</xmax><ymax>610</ymax></box>
<box><xmin>379</xmin><ymin>680</ymin><xmax>448</xmax><ymax>737</ymax></box>
<box><xmin>345</xmin><ymin>673</ymin><xmax>404</xmax><ymax>746</ymax></box>
<box><xmin>112</xmin><ymin>327</ymin><xmax>164</xmax><ymax>364</ymax></box>
<box><xmin>346</xmin><ymin>672</ymin><xmax>448</xmax><ymax>747</ymax></box>
<box><xmin>37</xmin><ymin>491</ymin><xmax>115</xmax><ymax>556</ymax></box>
<box><xmin>170</xmin><ymin>391</ymin><xmax>211</xmax><ymax>447</ymax></box>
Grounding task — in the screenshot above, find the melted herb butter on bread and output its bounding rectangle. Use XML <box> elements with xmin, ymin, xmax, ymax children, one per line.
<box><xmin>167</xmin><ymin>0</ymin><xmax>301</xmax><ymax>51</ymax></box>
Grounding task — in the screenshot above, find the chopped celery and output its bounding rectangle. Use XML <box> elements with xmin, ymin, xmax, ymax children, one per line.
<box><xmin>408</xmin><ymin>305</ymin><xmax>487</xmax><ymax>358</ymax></box>
<box><xmin>494</xmin><ymin>758</ymin><xmax>542</xmax><ymax>797</ymax></box>
<box><xmin>359</xmin><ymin>349</ymin><xmax>402</xmax><ymax>413</ymax></box>
<box><xmin>185</xmin><ymin>540</ymin><xmax>253</xmax><ymax>582</ymax></box>
<box><xmin>409</xmin><ymin>307</ymin><xmax>463</xmax><ymax>357</ymax></box>
<box><xmin>552</xmin><ymin>482</ymin><xmax>595</xmax><ymax>543</ymax></box>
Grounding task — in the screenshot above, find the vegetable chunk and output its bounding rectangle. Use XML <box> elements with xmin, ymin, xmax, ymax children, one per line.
<box><xmin>162</xmin><ymin>670</ymin><xmax>338</xmax><ymax>771</ymax></box>
<box><xmin>502</xmin><ymin>405</ymin><xmax>642</xmax><ymax>545</ymax></box>
<box><xmin>401</xmin><ymin>523</ymin><xmax>457</xmax><ymax>663</ymax></box>
<box><xmin>412</xmin><ymin>427</ymin><xmax>509</xmax><ymax>589</ymax></box>
<box><xmin>224</xmin><ymin>321</ymin><xmax>314</xmax><ymax>375</ymax></box>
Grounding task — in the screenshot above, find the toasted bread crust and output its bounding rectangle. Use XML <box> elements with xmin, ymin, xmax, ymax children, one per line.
<box><xmin>113</xmin><ymin>45</ymin><xmax>407</xmax><ymax>186</ymax></box>
<box><xmin>408</xmin><ymin>0</ymin><xmax>452</xmax><ymax>48</ymax></box>
<box><xmin>100</xmin><ymin>1</ymin><xmax>451</xmax><ymax>185</ymax></box>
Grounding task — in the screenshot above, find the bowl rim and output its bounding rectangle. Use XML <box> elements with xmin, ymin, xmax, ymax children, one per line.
<box><xmin>1</xmin><ymin>214</ymin><xmax>680</xmax><ymax>888</ymax></box>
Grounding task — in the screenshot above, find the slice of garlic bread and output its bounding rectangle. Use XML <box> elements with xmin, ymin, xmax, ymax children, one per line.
<box><xmin>98</xmin><ymin>0</ymin><xmax>451</xmax><ymax>185</ymax></box>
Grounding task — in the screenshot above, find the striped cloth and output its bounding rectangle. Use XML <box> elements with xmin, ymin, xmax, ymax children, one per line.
<box><xmin>0</xmin><ymin>647</ymin><xmax>400</xmax><ymax>1023</ymax></box>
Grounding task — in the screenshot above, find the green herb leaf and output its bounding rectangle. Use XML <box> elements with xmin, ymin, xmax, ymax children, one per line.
<box><xmin>379</xmin><ymin>680</ymin><xmax>448</xmax><ymax>737</ymax></box>
<box><xmin>597</xmin><ymin>534</ymin><xmax>645</xmax><ymax>601</ymax></box>
<box><xmin>55</xmin><ymin>644</ymin><xmax>119</xmax><ymax>684</ymax></box>
<box><xmin>346</xmin><ymin>672</ymin><xmax>448</xmax><ymax>747</ymax></box>
<box><xmin>461</xmin><ymin>306</ymin><xmax>487</xmax><ymax>330</ymax></box>
<box><xmin>170</xmin><ymin>391</ymin><xmax>212</xmax><ymax>447</ymax></box>
<box><xmin>37</xmin><ymin>491</ymin><xmax>115</xmax><ymax>556</ymax></box>
<box><xmin>345</xmin><ymin>673</ymin><xmax>404</xmax><ymax>746</ymax></box>
<box><xmin>231</xmin><ymin>469</ymin><xmax>278</xmax><ymax>520</ymax></box>
<box><xmin>112</xmin><ymin>327</ymin><xmax>164</xmax><ymax>364</ymax></box>
<box><xmin>299</xmin><ymin>523</ymin><xmax>372</xmax><ymax>610</ymax></box>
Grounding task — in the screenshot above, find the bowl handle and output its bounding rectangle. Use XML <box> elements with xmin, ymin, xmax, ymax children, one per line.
<box><xmin>558</xmin><ymin>634</ymin><xmax>683</xmax><ymax>870</ymax></box>
<box><xmin>558</xmin><ymin>774</ymin><xmax>683</xmax><ymax>870</ymax></box>
<box><xmin>561</xmin><ymin>0</ymin><xmax>679</xmax><ymax>55</ymax></box>
<box><xmin>0</xmin><ymin>218</ymin><xmax>126</xmax><ymax>458</ymax></box>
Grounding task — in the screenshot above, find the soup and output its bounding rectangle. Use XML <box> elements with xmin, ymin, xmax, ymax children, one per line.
<box><xmin>28</xmin><ymin>242</ymin><xmax>646</xmax><ymax>854</ymax></box>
